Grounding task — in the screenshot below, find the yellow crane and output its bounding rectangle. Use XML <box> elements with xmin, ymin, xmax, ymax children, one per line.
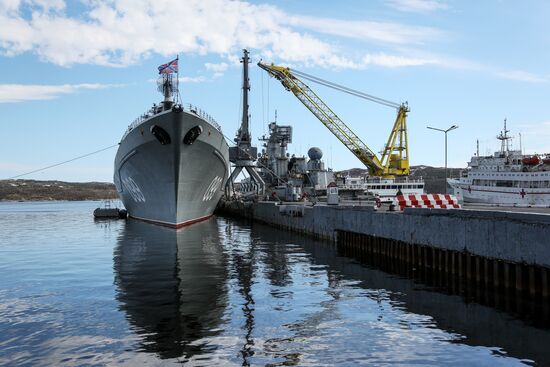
<box><xmin>257</xmin><ymin>61</ymin><xmax>410</xmax><ymax>178</ymax></box>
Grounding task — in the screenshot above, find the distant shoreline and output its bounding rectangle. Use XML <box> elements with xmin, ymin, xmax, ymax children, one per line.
<box><xmin>0</xmin><ymin>198</ymin><xmax>118</xmax><ymax>202</ymax></box>
<box><xmin>1</xmin><ymin>165</ymin><xmax>459</xmax><ymax>201</ymax></box>
<box><xmin>0</xmin><ymin>179</ymin><xmax>118</xmax><ymax>202</ymax></box>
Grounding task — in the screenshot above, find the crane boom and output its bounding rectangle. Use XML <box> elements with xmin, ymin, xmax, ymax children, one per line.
<box><xmin>258</xmin><ymin>62</ymin><xmax>410</xmax><ymax>177</ymax></box>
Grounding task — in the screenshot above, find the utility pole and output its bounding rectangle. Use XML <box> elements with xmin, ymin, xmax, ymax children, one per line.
<box><xmin>427</xmin><ymin>125</ymin><xmax>459</xmax><ymax>194</ymax></box>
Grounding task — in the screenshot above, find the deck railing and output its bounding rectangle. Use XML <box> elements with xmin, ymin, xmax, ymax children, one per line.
<box><xmin>121</xmin><ymin>103</ymin><xmax>222</xmax><ymax>140</ymax></box>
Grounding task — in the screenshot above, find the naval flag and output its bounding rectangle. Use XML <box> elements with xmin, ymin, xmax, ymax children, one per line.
<box><xmin>158</xmin><ymin>58</ymin><xmax>178</xmax><ymax>74</ymax></box>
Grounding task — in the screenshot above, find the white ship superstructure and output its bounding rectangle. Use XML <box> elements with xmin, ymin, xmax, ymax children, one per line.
<box><xmin>338</xmin><ymin>176</ymin><xmax>425</xmax><ymax>202</ymax></box>
<box><xmin>448</xmin><ymin>120</ymin><xmax>550</xmax><ymax>206</ymax></box>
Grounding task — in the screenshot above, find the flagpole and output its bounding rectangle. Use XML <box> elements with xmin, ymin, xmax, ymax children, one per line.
<box><xmin>176</xmin><ymin>54</ymin><xmax>180</xmax><ymax>104</ymax></box>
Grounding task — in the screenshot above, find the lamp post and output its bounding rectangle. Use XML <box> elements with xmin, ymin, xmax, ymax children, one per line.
<box><xmin>427</xmin><ymin>125</ymin><xmax>459</xmax><ymax>194</ymax></box>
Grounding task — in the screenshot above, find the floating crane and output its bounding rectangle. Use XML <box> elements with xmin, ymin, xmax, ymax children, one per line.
<box><xmin>257</xmin><ymin>62</ymin><xmax>410</xmax><ymax>178</ymax></box>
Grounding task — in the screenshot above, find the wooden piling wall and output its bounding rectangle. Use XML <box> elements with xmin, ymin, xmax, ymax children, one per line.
<box><xmin>336</xmin><ymin>230</ymin><xmax>550</xmax><ymax>301</ymax></box>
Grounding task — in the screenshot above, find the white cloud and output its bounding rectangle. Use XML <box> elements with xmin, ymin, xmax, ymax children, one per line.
<box><xmin>0</xmin><ymin>0</ymin><xmax>441</xmax><ymax>70</ymax></box>
<box><xmin>0</xmin><ymin>0</ymin><xmax>22</xmax><ymax>13</ymax></box>
<box><xmin>362</xmin><ymin>52</ymin><xmax>438</xmax><ymax>67</ymax></box>
<box><xmin>0</xmin><ymin>83</ymin><xmax>118</xmax><ymax>103</ymax></box>
<box><xmin>400</xmin><ymin>52</ymin><xmax>548</xmax><ymax>83</ymax></box>
<box><xmin>178</xmin><ymin>76</ymin><xmax>208</xmax><ymax>83</ymax></box>
<box><xmin>288</xmin><ymin>15</ymin><xmax>442</xmax><ymax>45</ymax></box>
<box><xmin>513</xmin><ymin>121</ymin><xmax>550</xmax><ymax>155</ymax></box>
<box><xmin>28</xmin><ymin>0</ymin><xmax>65</xmax><ymax>12</ymax></box>
<box><xmin>0</xmin><ymin>0</ymin><xmax>544</xmax><ymax>84</ymax></box>
<box><xmin>205</xmin><ymin>62</ymin><xmax>228</xmax><ymax>73</ymax></box>
<box><xmin>519</xmin><ymin>121</ymin><xmax>550</xmax><ymax>137</ymax></box>
<box><xmin>386</xmin><ymin>0</ymin><xmax>448</xmax><ymax>13</ymax></box>
<box><xmin>494</xmin><ymin>70</ymin><xmax>547</xmax><ymax>83</ymax></box>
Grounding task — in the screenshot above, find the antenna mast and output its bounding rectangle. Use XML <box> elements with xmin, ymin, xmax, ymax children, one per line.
<box><xmin>497</xmin><ymin>118</ymin><xmax>511</xmax><ymax>155</ymax></box>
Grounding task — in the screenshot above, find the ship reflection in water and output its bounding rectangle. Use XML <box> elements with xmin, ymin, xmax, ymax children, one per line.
<box><xmin>113</xmin><ymin>218</ymin><xmax>229</xmax><ymax>360</ymax></box>
<box><xmin>112</xmin><ymin>217</ymin><xmax>550</xmax><ymax>366</ymax></box>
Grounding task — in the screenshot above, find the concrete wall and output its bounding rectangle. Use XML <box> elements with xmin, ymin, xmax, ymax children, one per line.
<box><xmin>222</xmin><ymin>202</ymin><xmax>550</xmax><ymax>268</ymax></box>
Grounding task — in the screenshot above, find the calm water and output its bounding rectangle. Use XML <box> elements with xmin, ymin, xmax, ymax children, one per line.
<box><xmin>1</xmin><ymin>201</ymin><xmax>549</xmax><ymax>366</ymax></box>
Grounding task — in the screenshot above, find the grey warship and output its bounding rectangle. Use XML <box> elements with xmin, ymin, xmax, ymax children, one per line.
<box><xmin>114</xmin><ymin>59</ymin><xmax>229</xmax><ymax>228</ymax></box>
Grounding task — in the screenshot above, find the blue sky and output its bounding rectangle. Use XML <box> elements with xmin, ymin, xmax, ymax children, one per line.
<box><xmin>1</xmin><ymin>0</ymin><xmax>549</xmax><ymax>182</ymax></box>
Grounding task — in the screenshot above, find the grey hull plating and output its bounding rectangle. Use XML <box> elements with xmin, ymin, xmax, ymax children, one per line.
<box><xmin>114</xmin><ymin>108</ymin><xmax>229</xmax><ymax>227</ymax></box>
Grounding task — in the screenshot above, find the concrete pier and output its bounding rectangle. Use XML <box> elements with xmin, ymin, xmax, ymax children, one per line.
<box><xmin>219</xmin><ymin>201</ymin><xmax>550</xmax><ymax>300</ymax></box>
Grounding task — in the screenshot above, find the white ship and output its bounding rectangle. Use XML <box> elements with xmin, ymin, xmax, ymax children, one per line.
<box><xmin>337</xmin><ymin>175</ymin><xmax>425</xmax><ymax>202</ymax></box>
<box><xmin>448</xmin><ymin>120</ymin><xmax>550</xmax><ymax>206</ymax></box>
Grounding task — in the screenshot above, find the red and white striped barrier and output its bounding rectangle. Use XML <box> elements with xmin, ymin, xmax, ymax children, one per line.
<box><xmin>393</xmin><ymin>194</ymin><xmax>461</xmax><ymax>211</ymax></box>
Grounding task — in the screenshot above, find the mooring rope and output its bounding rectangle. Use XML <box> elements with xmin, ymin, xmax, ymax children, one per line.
<box><xmin>5</xmin><ymin>143</ymin><xmax>119</xmax><ymax>180</ymax></box>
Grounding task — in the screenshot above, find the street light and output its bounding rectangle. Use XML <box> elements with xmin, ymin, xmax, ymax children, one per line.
<box><xmin>427</xmin><ymin>125</ymin><xmax>459</xmax><ymax>194</ymax></box>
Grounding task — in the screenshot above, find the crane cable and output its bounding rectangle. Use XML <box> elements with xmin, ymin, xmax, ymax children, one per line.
<box><xmin>6</xmin><ymin>135</ymin><xmax>287</xmax><ymax>191</ymax></box>
<box><xmin>289</xmin><ymin>69</ymin><xmax>402</xmax><ymax>110</ymax></box>
<box><xmin>6</xmin><ymin>144</ymin><xmax>119</xmax><ymax>180</ymax></box>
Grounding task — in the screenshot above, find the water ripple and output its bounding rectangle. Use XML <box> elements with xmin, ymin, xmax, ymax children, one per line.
<box><xmin>0</xmin><ymin>202</ymin><xmax>546</xmax><ymax>366</ymax></box>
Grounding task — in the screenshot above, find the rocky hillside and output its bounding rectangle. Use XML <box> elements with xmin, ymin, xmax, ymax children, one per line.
<box><xmin>0</xmin><ymin>180</ymin><xmax>118</xmax><ymax>201</ymax></box>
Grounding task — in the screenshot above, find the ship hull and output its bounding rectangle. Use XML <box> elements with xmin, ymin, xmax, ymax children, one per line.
<box><xmin>448</xmin><ymin>179</ymin><xmax>550</xmax><ymax>206</ymax></box>
<box><xmin>114</xmin><ymin>108</ymin><xmax>229</xmax><ymax>227</ymax></box>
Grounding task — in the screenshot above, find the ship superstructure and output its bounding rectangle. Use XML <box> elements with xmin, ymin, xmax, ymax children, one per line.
<box><xmin>337</xmin><ymin>175</ymin><xmax>424</xmax><ymax>202</ymax></box>
<box><xmin>113</xmin><ymin>59</ymin><xmax>229</xmax><ymax>227</ymax></box>
<box><xmin>243</xmin><ymin>118</ymin><xmax>421</xmax><ymax>203</ymax></box>
<box><xmin>251</xmin><ymin>120</ymin><xmax>334</xmax><ymax>201</ymax></box>
<box><xmin>448</xmin><ymin>120</ymin><xmax>550</xmax><ymax>206</ymax></box>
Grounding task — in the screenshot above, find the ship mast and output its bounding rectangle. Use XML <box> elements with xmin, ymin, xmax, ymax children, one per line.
<box><xmin>238</xmin><ymin>49</ymin><xmax>251</xmax><ymax>146</ymax></box>
<box><xmin>157</xmin><ymin>69</ymin><xmax>178</xmax><ymax>110</ymax></box>
<box><xmin>226</xmin><ymin>49</ymin><xmax>265</xmax><ymax>196</ymax></box>
<box><xmin>155</xmin><ymin>55</ymin><xmax>180</xmax><ymax>110</ymax></box>
<box><xmin>497</xmin><ymin>118</ymin><xmax>511</xmax><ymax>156</ymax></box>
